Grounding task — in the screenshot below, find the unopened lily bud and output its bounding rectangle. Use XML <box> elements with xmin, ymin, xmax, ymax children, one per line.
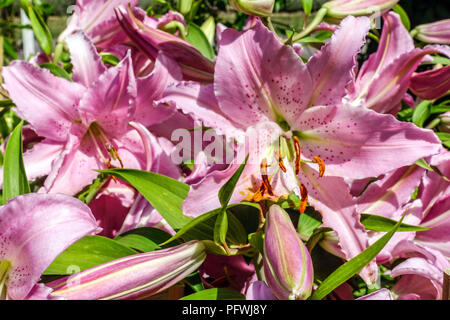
<box><xmin>229</xmin><ymin>0</ymin><xmax>274</xmax><ymax>17</ymax></box>
<box><xmin>439</xmin><ymin>112</ymin><xmax>450</xmax><ymax>133</ymax></box>
<box><xmin>323</xmin><ymin>0</ymin><xmax>399</xmax><ymax>19</ymax></box>
<box><xmin>263</xmin><ymin>205</ymin><xmax>314</xmax><ymax>300</ymax></box>
<box><xmin>49</xmin><ymin>241</ymin><xmax>206</xmax><ymax>300</ymax></box>
<box><xmin>413</xmin><ymin>19</ymin><xmax>450</xmax><ymax>44</ymax></box>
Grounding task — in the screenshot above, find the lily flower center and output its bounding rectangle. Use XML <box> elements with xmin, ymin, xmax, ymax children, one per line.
<box><xmin>250</xmin><ymin>135</ymin><xmax>325</xmax><ymax>214</ymax></box>
<box><xmin>0</xmin><ymin>260</ymin><xmax>11</xmax><ymax>300</ymax></box>
<box><xmin>86</xmin><ymin>122</ymin><xmax>124</xmax><ymax>169</ymax></box>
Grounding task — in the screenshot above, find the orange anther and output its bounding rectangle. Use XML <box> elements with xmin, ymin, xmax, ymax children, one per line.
<box><xmin>313</xmin><ymin>156</ymin><xmax>325</xmax><ymax>177</ymax></box>
<box><xmin>293</xmin><ymin>137</ymin><xmax>301</xmax><ymax>175</ymax></box>
<box><xmin>299</xmin><ymin>184</ymin><xmax>308</xmax><ymax>214</ymax></box>
<box><xmin>260</xmin><ymin>159</ymin><xmax>274</xmax><ymax>196</ymax></box>
<box><xmin>277</xmin><ymin>149</ymin><xmax>287</xmax><ymax>173</ymax></box>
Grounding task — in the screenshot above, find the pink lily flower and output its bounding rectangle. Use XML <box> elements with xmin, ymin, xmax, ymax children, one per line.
<box><xmin>409</xmin><ymin>64</ymin><xmax>450</xmax><ymax>100</ymax></box>
<box><xmin>0</xmin><ymin>193</ymin><xmax>99</xmax><ymax>300</ymax></box>
<box><xmin>49</xmin><ymin>241</ymin><xmax>206</xmax><ymax>300</ymax></box>
<box><xmin>58</xmin><ymin>0</ymin><xmax>139</xmax><ymax>48</ymax></box>
<box><xmin>2</xmin><ymin>31</ymin><xmax>178</xmax><ymax>196</ymax></box>
<box><xmin>346</xmin><ymin>12</ymin><xmax>450</xmax><ymax>114</ymax></box>
<box><xmin>413</xmin><ymin>19</ymin><xmax>450</xmax><ymax>45</ymax></box>
<box><xmin>161</xmin><ymin>17</ymin><xmax>441</xmax><ymax>284</ymax></box>
<box><xmin>115</xmin><ymin>5</ymin><xmax>215</xmax><ymax>83</ymax></box>
<box><xmin>356</xmin><ymin>288</ymin><xmax>393</xmax><ymax>300</ymax></box>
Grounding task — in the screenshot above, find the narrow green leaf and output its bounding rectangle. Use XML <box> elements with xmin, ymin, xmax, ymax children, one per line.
<box><xmin>218</xmin><ymin>154</ymin><xmax>249</xmax><ymax>207</ymax></box>
<box><xmin>3</xmin><ymin>37</ymin><xmax>18</xmax><ymax>60</ymax></box>
<box><xmin>297</xmin><ymin>208</ymin><xmax>322</xmax><ymax>240</ymax></box>
<box><xmin>430</xmin><ymin>104</ymin><xmax>450</xmax><ymax>114</ymax></box>
<box><xmin>214</xmin><ymin>209</ymin><xmax>228</xmax><ymax>246</ymax></box>
<box><xmin>0</xmin><ymin>0</ymin><xmax>14</xmax><ymax>9</ymax></box>
<box><xmin>214</xmin><ymin>154</ymin><xmax>249</xmax><ymax>247</ymax></box>
<box><xmin>44</xmin><ymin>235</ymin><xmax>137</xmax><ymax>275</ymax></box>
<box><xmin>248</xmin><ymin>231</ymin><xmax>264</xmax><ymax>254</ymax></box>
<box><xmin>310</xmin><ymin>215</ymin><xmax>405</xmax><ymax>300</ymax></box>
<box><xmin>301</xmin><ymin>0</ymin><xmax>314</xmax><ymax>16</ymax></box>
<box><xmin>412</xmin><ymin>100</ymin><xmax>432</xmax><ymax>128</ymax></box>
<box><xmin>180</xmin><ymin>288</ymin><xmax>245</xmax><ymax>300</ymax></box>
<box><xmin>361</xmin><ymin>213</ymin><xmax>429</xmax><ymax>232</ymax></box>
<box><xmin>2</xmin><ymin>121</ymin><xmax>30</xmax><ymax>204</ymax></box>
<box><xmin>200</xmin><ymin>16</ymin><xmax>215</xmax><ymax>45</ymax></box>
<box><xmin>24</xmin><ymin>2</ymin><xmax>53</xmax><ymax>56</ymax></box>
<box><xmin>436</xmin><ymin>132</ymin><xmax>450</xmax><ymax>143</ymax></box>
<box><xmin>415</xmin><ymin>158</ymin><xmax>434</xmax><ymax>171</ymax></box>
<box><xmin>392</xmin><ymin>4</ymin><xmax>411</xmax><ymax>30</ymax></box>
<box><xmin>99</xmin><ymin>169</ymin><xmax>192</xmax><ymax>230</ymax></box>
<box><xmin>186</xmin><ymin>22</ymin><xmax>215</xmax><ymax>60</ymax></box>
<box><xmin>115</xmin><ymin>227</ymin><xmax>178</xmax><ymax>252</ymax></box>
<box><xmin>40</xmin><ymin>62</ymin><xmax>72</xmax><ymax>81</ymax></box>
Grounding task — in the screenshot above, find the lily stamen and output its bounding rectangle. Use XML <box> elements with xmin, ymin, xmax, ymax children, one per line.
<box><xmin>260</xmin><ymin>158</ymin><xmax>274</xmax><ymax>196</ymax></box>
<box><xmin>277</xmin><ymin>149</ymin><xmax>287</xmax><ymax>173</ymax></box>
<box><xmin>293</xmin><ymin>136</ymin><xmax>301</xmax><ymax>175</ymax></box>
<box><xmin>299</xmin><ymin>184</ymin><xmax>308</xmax><ymax>214</ymax></box>
<box><xmin>313</xmin><ymin>156</ymin><xmax>325</xmax><ymax>177</ymax></box>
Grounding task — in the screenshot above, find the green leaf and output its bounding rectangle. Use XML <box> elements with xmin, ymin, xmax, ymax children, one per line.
<box><xmin>0</xmin><ymin>0</ymin><xmax>14</xmax><ymax>9</ymax></box>
<box><xmin>40</xmin><ymin>62</ymin><xmax>72</xmax><ymax>81</ymax></box>
<box><xmin>44</xmin><ymin>235</ymin><xmax>137</xmax><ymax>275</ymax></box>
<box><xmin>310</xmin><ymin>215</ymin><xmax>405</xmax><ymax>300</ymax></box>
<box><xmin>179</xmin><ymin>288</ymin><xmax>245</xmax><ymax>300</ymax></box>
<box><xmin>218</xmin><ymin>154</ymin><xmax>249</xmax><ymax>207</ymax></box>
<box><xmin>2</xmin><ymin>121</ymin><xmax>30</xmax><ymax>205</ymax></box>
<box><xmin>200</xmin><ymin>16</ymin><xmax>215</xmax><ymax>45</ymax></box>
<box><xmin>23</xmin><ymin>1</ymin><xmax>53</xmax><ymax>56</ymax></box>
<box><xmin>297</xmin><ymin>208</ymin><xmax>322</xmax><ymax>240</ymax></box>
<box><xmin>214</xmin><ymin>209</ymin><xmax>228</xmax><ymax>246</ymax></box>
<box><xmin>214</xmin><ymin>154</ymin><xmax>249</xmax><ymax>247</ymax></box>
<box><xmin>437</xmin><ymin>132</ymin><xmax>450</xmax><ymax>144</ymax></box>
<box><xmin>99</xmin><ymin>169</ymin><xmax>191</xmax><ymax>230</ymax></box>
<box><xmin>361</xmin><ymin>213</ymin><xmax>429</xmax><ymax>232</ymax></box>
<box><xmin>430</xmin><ymin>104</ymin><xmax>450</xmax><ymax>114</ymax></box>
<box><xmin>3</xmin><ymin>37</ymin><xmax>18</xmax><ymax>60</ymax></box>
<box><xmin>186</xmin><ymin>22</ymin><xmax>215</xmax><ymax>60</ymax></box>
<box><xmin>415</xmin><ymin>158</ymin><xmax>434</xmax><ymax>171</ymax></box>
<box><xmin>301</xmin><ymin>0</ymin><xmax>314</xmax><ymax>16</ymax></box>
<box><xmin>248</xmin><ymin>231</ymin><xmax>264</xmax><ymax>254</ymax></box>
<box><xmin>392</xmin><ymin>4</ymin><xmax>411</xmax><ymax>30</ymax></box>
<box><xmin>412</xmin><ymin>100</ymin><xmax>432</xmax><ymax>128</ymax></box>
<box><xmin>115</xmin><ymin>227</ymin><xmax>178</xmax><ymax>252</ymax></box>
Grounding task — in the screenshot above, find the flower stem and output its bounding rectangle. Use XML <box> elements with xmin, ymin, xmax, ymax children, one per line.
<box><xmin>290</xmin><ymin>7</ymin><xmax>328</xmax><ymax>43</ymax></box>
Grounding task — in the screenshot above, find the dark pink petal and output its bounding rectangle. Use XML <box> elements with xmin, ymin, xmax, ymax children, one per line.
<box><xmin>2</xmin><ymin>61</ymin><xmax>85</xmax><ymax>141</ymax></box>
<box><xmin>295</xmin><ymin>105</ymin><xmax>441</xmax><ymax>179</ymax></box>
<box><xmin>410</xmin><ymin>65</ymin><xmax>450</xmax><ymax>100</ymax></box>
<box><xmin>0</xmin><ymin>193</ymin><xmax>99</xmax><ymax>300</ymax></box>
<box><xmin>306</xmin><ymin>15</ymin><xmax>370</xmax><ymax>107</ymax></box>
<box><xmin>215</xmin><ymin>19</ymin><xmax>313</xmax><ymax>127</ymax></box>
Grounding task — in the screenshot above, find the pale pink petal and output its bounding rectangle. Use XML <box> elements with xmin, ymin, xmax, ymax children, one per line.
<box><xmin>66</xmin><ymin>31</ymin><xmax>106</xmax><ymax>87</ymax></box>
<box><xmin>306</xmin><ymin>15</ymin><xmax>370</xmax><ymax>107</ymax></box>
<box><xmin>160</xmin><ymin>82</ymin><xmax>245</xmax><ymax>142</ymax></box>
<box><xmin>215</xmin><ymin>19</ymin><xmax>313</xmax><ymax>127</ymax></box>
<box><xmin>299</xmin><ymin>163</ymin><xmax>378</xmax><ymax>285</ymax></box>
<box><xmin>356</xmin><ymin>165</ymin><xmax>424</xmax><ymax>218</ymax></box>
<box><xmin>294</xmin><ymin>105</ymin><xmax>441</xmax><ymax>180</ymax></box>
<box><xmin>356</xmin><ymin>288</ymin><xmax>393</xmax><ymax>300</ymax></box>
<box><xmin>78</xmin><ymin>53</ymin><xmax>137</xmax><ymax>136</ymax></box>
<box><xmin>2</xmin><ymin>61</ymin><xmax>85</xmax><ymax>141</ymax></box>
<box><xmin>0</xmin><ymin>193</ymin><xmax>99</xmax><ymax>300</ymax></box>
<box><xmin>246</xmin><ymin>281</ymin><xmax>277</xmax><ymax>300</ymax></box>
<box><xmin>42</xmin><ymin>135</ymin><xmax>102</xmax><ymax>195</ymax></box>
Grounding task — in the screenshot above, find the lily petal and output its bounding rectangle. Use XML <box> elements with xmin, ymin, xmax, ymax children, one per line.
<box><xmin>215</xmin><ymin>19</ymin><xmax>313</xmax><ymax>128</ymax></box>
<box><xmin>2</xmin><ymin>61</ymin><xmax>85</xmax><ymax>141</ymax></box>
<box><xmin>294</xmin><ymin>105</ymin><xmax>441</xmax><ymax>179</ymax></box>
<box><xmin>0</xmin><ymin>193</ymin><xmax>99</xmax><ymax>300</ymax></box>
<box><xmin>306</xmin><ymin>15</ymin><xmax>370</xmax><ymax>107</ymax></box>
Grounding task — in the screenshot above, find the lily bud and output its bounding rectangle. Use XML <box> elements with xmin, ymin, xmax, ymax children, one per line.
<box><xmin>229</xmin><ymin>0</ymin><xmax>274</xmax><ymax>17</ymax></box>
<box><xmin>323</xmin><ymin>0</ymin><xmax>399</xmax><ymax>19</ymax></box>
<box><xmin>439</xmin><ymin>112</ymin><xmax>450</xmax><ymax>133</ymax></box>
<box><xmin>413</xmin><ymin>19</ymin><xmax>450</xmax><ymax>44</ymax></box>
<box><xmin>49</xmin><ymin>241</ymin><xmax>206</xmax><ymax>300</ymax></box>
<box><xmin>263</xmin><ymin>205</ymin><xmax>314</xmax><ymax>300</ymax></box>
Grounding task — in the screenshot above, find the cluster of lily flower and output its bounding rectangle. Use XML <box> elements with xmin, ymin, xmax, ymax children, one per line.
<box><xmin>0</xmin><ymin>0</ymin><xmax>449</xmax><ymax>301</ymax></box>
